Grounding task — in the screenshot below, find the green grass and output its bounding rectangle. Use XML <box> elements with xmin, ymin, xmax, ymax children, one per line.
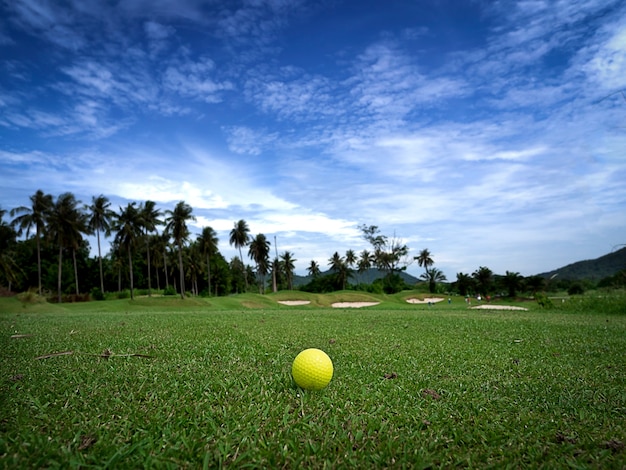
<box><xmin>1</xmin><ymin>293</ymin><xmax>625</xmax><ymax>468</ymax></box>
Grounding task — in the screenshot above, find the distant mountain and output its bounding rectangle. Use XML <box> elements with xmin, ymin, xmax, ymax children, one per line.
<box><xmin>293</xmin><ymin>268</ymin><xmax>421</xmax><ymax>288</ymax></box>
<box><xmin>538</xmin><ymin>247</ymin><xmax>626</xmax><ymax>281</ymax></box>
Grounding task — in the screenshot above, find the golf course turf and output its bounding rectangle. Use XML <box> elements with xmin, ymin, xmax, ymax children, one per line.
<box><xmin>1</xmin><ymin>293</ymin><xmax>625</xmax><ymax>468</ymax></box>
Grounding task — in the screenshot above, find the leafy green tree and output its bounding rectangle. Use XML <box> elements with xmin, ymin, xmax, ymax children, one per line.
<box><xmin>113</xmin><ymin>203</ymin><xmax>142</xmax><ymax>300</ymax></box>
<box><xmin>307</xmin><ymin>260</ymin><xmax>321</xmax><ymax>278</ymax></box>
<box><xmin>87</xmin><ymin>195</ymin><xmax>115</xmax><ymax>294</ymax></box>
<box><xmin>47</xmin><ymin>193</ymin><xmax>88</xmax><ymax>302</ymax></box>
<box><xmin>10</xmin><ymin>190</ymin><xmax>53</xmax><ymax>294</ymax></box>
<box><xmin>197</xmin><ymin>226</ymin><xmax>219</xmax><ymax>295</ymax></box>
<box><xmin>229</xmin><ymin>219</ymin><xmax>251</xmax><ymax>291</ymax></box>
<box><xmin>165</xmin><ymin>201</ymin><xmax>195</xmax><ymax>299</ymax></box>
<box><xmin>280</xmin><ymin>251</ymin><xmax>296</xmax><ymax>290</ymax></box>
<box><xmin>472</xmin><ymin>266</ymin><xmax>493</xmax><ymax>296</ymax></box>
<box><xmin>421</xmin><ymin>267</ymin><xmax>447</xmax><ymax>293</ymax></box>
<box><xmin>139</xmin><ymin>200</ymin><xmax>163</xmax><ymax>296</ymax></box>
<box><xmin>248</xmin><ymin>233</ymin><xmax>271</xmax><ymax>293</ymax></box>
<box><xmin>360</xmin><ymin>225</ymin><xmax>409</xmax><ymax>288</ymax></box>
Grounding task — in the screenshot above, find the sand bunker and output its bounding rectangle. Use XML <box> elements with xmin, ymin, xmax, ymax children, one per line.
<box><xmin>406</xmin><ymin>297</ymin><xmax>445</xmax><ymax>304</ymax></box>
<box><xmin>471</xmin><ymin>305</ymin><xmax>528</xmax><ymax>311</ymax></box>
<box><xmin>277</xmin><ymin>300</ymin><xmax>311</xmax><ymax>306</ymax></box>
<box><xmin>331</xmin><ymin>302</ymin><xmax>380</xmax><ymax>308</ymax></box>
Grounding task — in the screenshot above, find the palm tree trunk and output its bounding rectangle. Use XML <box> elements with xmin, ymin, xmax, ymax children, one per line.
<box><xmin>178</xmin><ymin>244</ymin><xmax>185</xmax><ymax>299</ymax></box>
<box><xmin>73</xmin><ymin>248</ymin><xmax>79</xmax><ymax>295</ymax></box>
<box><xmin>238</xmin><ymin>247</ymin><xmax>248</xmax><ymax>290</ymax></box>
<box><xmin>57</xmin><ymin>245</ymin><xmax>63</xmax><ymax>303</ymax></box>
<box><xmin>36</xmin><ymin>230</ymin><xmax>42</xmax><ymax>295</ymax></box>
<box><xmin>164</xmin><ymin>249</ymin><xmax>169</xmax><ymax>289</ymax></box>
<box><xmin>146</xmin><ymin>239</ymin><xmax>152</xmax><ymax>296</ymax></box>
<box><xmin>128</xmin><ymin>245</ymin><xmax>134</xmax><ymax>300</ymax></box>
<box><xmin>97</xmin><ymin>229</ymin><xmax>104</xmax><ymax>293</ymax></box>
<box><xmin>206</xmin><ymin>253</ymin><xmax>211</xmax><ymax>296</ymax></box>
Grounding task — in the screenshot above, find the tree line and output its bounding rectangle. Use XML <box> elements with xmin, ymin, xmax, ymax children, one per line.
<box><xmin>2</xmin><ymin>191</ymin><xmax>607</xmax><ymax>302</ymax></box>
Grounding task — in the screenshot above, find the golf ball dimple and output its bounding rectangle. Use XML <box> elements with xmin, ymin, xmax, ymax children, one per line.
<box><xmin>291</xmin><ymin>348</ymin><xmax>333</xmax><ymax>391</ymax></box>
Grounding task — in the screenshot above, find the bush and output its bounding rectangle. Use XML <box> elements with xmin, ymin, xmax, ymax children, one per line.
<box><xmin>535</xmin><ymin>292</ymin><xmax>553</xmax><ymax>309</ymax></box>
<box><xmin>568</xmin><ymin>283</ymin><xmax>585</xmax><ymax>296</ymax></box>
<box><xmin>117</xmin><ymin>290</ymin><xmax>130</xmax><ymax>299</ymax></box>
<box><xmin>163</xmin><ymin>286</ymin><xmax>177</xmax><ymax>296</ymax></box>
<box><xmin>90</xmin><ymin>287</ymin><xmax>105</xmax><ymax>301</ymax></box>
<box><xmin>16</xmin><ymin>290</ymin><xmax>47</xmax><ymax>304</ymax></box>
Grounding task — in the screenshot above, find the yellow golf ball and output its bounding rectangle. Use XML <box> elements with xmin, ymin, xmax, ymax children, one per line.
<box><xmin>291</xmin><ymin>348</ymin><xmax>334</xmax><ymax>390</ymax></box>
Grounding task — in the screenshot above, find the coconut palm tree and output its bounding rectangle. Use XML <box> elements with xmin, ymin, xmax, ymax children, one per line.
<box><xmin>415</xmin><ymin>249</ymin><xmax>434</xmax><ymax>277</ymax></box>
<box><xmin>357</xmin><ymin>249</ymin><xmax>373</xmax><ymax>284</ymax></box>
<box><xmin>472</xmin><ymin>266</ymin><xmax>493</xmax><ymax>296</ymax></box>
<box><xmin>197</xmin><ymin>226</ymin><xmax>219</xmax><ymax>296</ymax></box>
<box><xmin>502</xmin><ymin>270</ymin><xmax>524</xmax><ymax>298</ymax></box>
<box><xmin>229</xmin><ymin>219</ymin><xmax>250</xmax><ymax>290</ymax></box>
<box><xmin>421</xmin><ymin>267</ymin><xmax>447</xmax><ymax>294</ymax></box>
<box><xmin>113</xmin><ymin>202</ymin><xmax>143</xmax><ymax>300</ymax></box>
<box><xmin>47</xmin><ymin>193</ymin><xmax>88</xmax><ymax>302</ymax></box>
<box><xmin>87</xmin><ymin>195</ymin><xmax>116</xmax><ymax>294</ymax></box>
<box><xmin>165</xmin><ymin>201</ymin><xmax>195</xmax><ymax>299</ymax></box>
<box><xmin>139</xmin><ymin>200</ymin><xmax>163</xmax><ymax>296</ymax></box>
<box><xmin>10</xmin><ymin>190</ymin><xmax>53</xmax><ymax>295</ymax></box>
<box><xmin>307</xmin><ymin>260</ymin><xmax>321</xmax><ymax>278</ymax></box>
<box><xmin>248</xmin><ymin>233</ymin><xmax>271</xmax><ymax>294</ymax></box>
<box><xmin>280</xmin><ymin>251</ymin><xmax>296</xmax><ymax>290</ymax></box>
<box><xmin>329</xmin><ymin>251</ymin><xmax>350</xmax><ymax>290</ymax></box>
<box><xmin>0</xmin><ymin>207</ymin><xmax>21</xmax><ymax>290</ymax></box>
<box><xmin>455</xmin><ymin>272</ymin><xmax>474</xmax><ymax>296</ymax></box>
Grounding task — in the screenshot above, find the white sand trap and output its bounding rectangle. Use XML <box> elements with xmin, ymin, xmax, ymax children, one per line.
<box><xmin>278</xmin><ymin>300</ymin><xmax>311</xmax><ymax>306</ymax></box>
<box><xmin>471</xmin><ymin>305</ymin><xmax>528</xmax><ymax>311</ymax></box>
<box><xmin>406</xmin><ymin>297</ymin><xmax>445</xmax><ymax>304</ymax></box>
<box><xmin>332</xmin><ymin>302</ymin><xmax>380</xmax><ymax>308</ymax></box>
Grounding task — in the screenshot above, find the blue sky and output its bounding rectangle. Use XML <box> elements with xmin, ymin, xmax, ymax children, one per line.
<box><xmin>1</xmin><ymin>0</ymin><xmax>625</xmax><ymax>280</ymax></box>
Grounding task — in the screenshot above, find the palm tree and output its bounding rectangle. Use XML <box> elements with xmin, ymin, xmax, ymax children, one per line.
<box><xmin>248</xmin><ymin>233</ymin><xmax>271</xmax><ymax>294</ymax></box>
<box><xmin>229</xmin><ymin>219</ymin><xmax>250</xmax><ymax>291</ymax></box>
<box><xmin>0</xmin><ymin>207</ymin><xmax>21</xmax><ymax>290</ymax></box>
<box><xmin>421</xmin><ymin>267</ymin><xmax>447</xmax><ymax>294</ymax></box>
<box><xmin>47</xmin><ymin>193</ymin><xmax>87</xmax><ymax>302</ymax></box>
<box><xmin>329</xmin><ymin>251</ymin><xmax>349</xmax><ymax>290</ymax></box>
<box><xmin>113</xmin><ymin>203</ymin><xmax>142</xmax><ymax>300</ymax></box>
<box><xmin>472</xmin><ymin>266</ymin><xmax>493</xmax><ymax>296</ymax></box>
<box><xmin>197</xmin><ymin>226</ymin><xmax>219</xmax><ymax>296</ymax></box>
<box><xmin>357</xmin><ymin>249</ymin><xmax>373</xmax><ymax>284</ymax></box>
<box><xmin>10</xmin><ymin>190</ymin><xmax>53</xmax><ymax>295</ymax></box>
<box><xmin>502</xmin><ymin>271</ymin><xmax>524</xmax><ymax>298</ymax></box>
<box><xmin>165</xmin><ymin>201</ymin><xmax>195</xmax><ymax>299</ymax></box>
<box><xmin>139</xmin><ymin>200</ymin><xmax>163</xmax><ymax>296</ymax></box>
<box><xmin>280</xmin><ymin>251</ymin><xmax>296</xmax><ymax>290</ymax></box>
<box><xmin>87</xmin><ymin>195</ymin><xmax>115</xmax><ymax>294</ymax></box>
<box><xmin>415</xmin><ymin>249</ymin><xmax>434</xmax><ymax>277</ymax></box>
<box><xmin>345</xmin><ymin>249</ymin><xmax>357</xmax><ymax>269</ymax></box>
<box><xmin>455</xmin><ymin>272</ymin><xmax>474</xmax><ymax>296</ymax></box>
<box><xmin>307</xmin><ymin>260</ymin><xmax>321</xmax><ymax>278</ymax></box>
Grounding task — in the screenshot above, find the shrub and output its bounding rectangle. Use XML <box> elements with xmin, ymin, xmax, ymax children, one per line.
<box><xmin>568</xmin><ymin>283</ymin><xmax>585</xmax><ymax>296</ymax></box>
<box><xmin>535</xmin><ymin>292</ymin><xmax>553</xmax><ymax>309</ymax></box>
<box><xmin>117</xmin><ymin>290</ymin><xmax>130</xmax><ymax>299</ymax></box>
<box><xmin>90</xmin><ymin>288</ymin><xmax>105</xmax><ymax>301</ymax></box>
<box><xmin>16</xmin><ymin>290</ymin><xmax>47</xmax><ymax>304</ymax></box>
<box><xmin>163</xmin><ymin>286</ymin><xmax>177</xmax><ymax>296</ymax></box>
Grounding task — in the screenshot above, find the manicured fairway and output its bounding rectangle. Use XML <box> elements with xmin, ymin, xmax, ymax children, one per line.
<box><xmin>1</xmin><ymin>295</ymin><xmax>625</xmax><ymax>468</ymax></box>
